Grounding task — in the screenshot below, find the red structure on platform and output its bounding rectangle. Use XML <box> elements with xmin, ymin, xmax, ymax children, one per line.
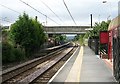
<box><xmin>100</xmin><ymin>31</ymin><xmax>109</xmax><ymax>44</ymax></box>
<box><xmin>99</xmin><ymin>31</ymin><xmax>109</xmax><ymax>59</ymax></box>
<box><xmin>107</xmin><ymin>15</ymin><xmax>120</xmax><ymax>82</ymax></box>
<box><xmin>108</xmin><ymin>16</ymin><xmax>120</xmax><ymax>62</ymax></box>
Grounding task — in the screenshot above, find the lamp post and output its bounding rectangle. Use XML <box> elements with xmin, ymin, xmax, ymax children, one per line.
<box><xmin>102</xmin><ymin>1</ymin><xmax>111</xmax><ymax>21</ymax></box>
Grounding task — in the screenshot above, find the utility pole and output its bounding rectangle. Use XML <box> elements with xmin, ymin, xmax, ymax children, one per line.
<box><xmin>35</xmin><ymin>16</ymin><xmax>37</xmax><ymax>21</ymax></box>
<box><xmin>90</xmin><ymin>14</ymin><xmax>92</xmax><ymax>28</ymax></box>
<box><xmin>45</xmin><ymin>16</ymin><xmax>47</xmax><ymax>25</ymax></box>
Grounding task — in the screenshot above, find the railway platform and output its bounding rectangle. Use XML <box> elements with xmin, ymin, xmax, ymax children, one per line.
<box><xmin>49</xmin><ymin>46</ymin><xmax>117</xmax><ymax>83</ymax></box>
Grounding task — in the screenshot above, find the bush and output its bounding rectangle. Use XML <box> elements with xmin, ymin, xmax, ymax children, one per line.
<box><xmin>2</xmin><ymin>42</ymin><xmax>15</xmax><ymax>63</ymax></box>
<box><xmin>2</xmin><ymin>42</ymin><xmax>25</xmax><ymax>63</ymax></box>
<box><xmin>13</xmin><ymin>48</ymin><xmax>25</xmax><ymax>61</ymax></box>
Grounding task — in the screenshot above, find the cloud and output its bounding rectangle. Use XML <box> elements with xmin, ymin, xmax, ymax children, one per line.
<box><xmin>0</xmin><ymin>0</ymin><xmax>119</xmax><ymax>26</ymax></box>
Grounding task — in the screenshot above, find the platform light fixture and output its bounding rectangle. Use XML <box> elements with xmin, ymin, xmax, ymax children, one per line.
<box><xmin>102</xmin><ymin>1</ymin><xmax>111</xmax><ymax>20</ymax></box>
<box><xmin>102</xmin><ymin>1</ymin><xmax>107</xmax><ymax>3</ymax></box>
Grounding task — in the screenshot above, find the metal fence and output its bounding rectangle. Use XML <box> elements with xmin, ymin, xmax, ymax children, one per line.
<box><xmin>88</xmin><ymin>36</ymin><xmax>99</xmax><ymax>55</ymax></box>
<box><xmin>113</xmin><ymin>37</ymin><xmax>120</xmax><ymax>83</ymax></box>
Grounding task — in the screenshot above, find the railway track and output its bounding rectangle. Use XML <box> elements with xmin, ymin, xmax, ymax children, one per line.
<box><xmin>1</xmin><ymin>42</ymin><xmax>79</xmax><ymax>84</ymax></box>
<box><xmin>31</xmin><ymin>44</ymin><xmax>78</xmax><ymax>84</ymax></box>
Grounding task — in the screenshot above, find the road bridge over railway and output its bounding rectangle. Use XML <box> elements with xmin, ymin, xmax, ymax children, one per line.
<box><xmin>44</xmin><ymin>26</ymin><xmax>91</xmax><ymax>34</ymax></box>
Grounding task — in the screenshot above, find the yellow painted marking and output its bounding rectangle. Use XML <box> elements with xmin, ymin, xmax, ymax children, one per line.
<box><xmin>65</xmin><ymin>46</ymin><xmax>84</xmax><ymax>82</ymax></box>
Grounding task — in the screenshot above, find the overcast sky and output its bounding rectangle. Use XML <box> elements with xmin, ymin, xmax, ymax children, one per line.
<box><xmin>0</xmin><ymin>0</ymin><xmax>119</xmax><ymax>26</ymax></box>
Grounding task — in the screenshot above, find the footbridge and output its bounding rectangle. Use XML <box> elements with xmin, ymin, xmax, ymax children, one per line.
<box><xmin>44</xmin><ymin>26</ymin><xmax>91</xmax><ymax>34</ymax></box>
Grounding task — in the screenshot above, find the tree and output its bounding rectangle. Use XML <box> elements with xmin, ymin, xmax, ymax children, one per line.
<box><xmin>2</xmin><ymin>28</ymin><xmax>26</xmax><ymax>63</ymax></box>
<box><xmin>79</xmin><ymin>35</ymin><xmax>84</xmax><ymax>46</ymax></box>
<box><xmin>10</xmin><ymin>13</ymin><xmax>46</xmax><ymax>56</ymax></box>
<box><xmin>87</xmin><ymin>20</ymin><xmax>111</xmax><ymax>38</ymax></box>
<box><xmin>53</xmin><ymin>35</ymin><xmax>67</xmax><ymax>45</ymax></box>
<box><xmin>74</xmin><ymin>35</ymin><xmax>79</xmax><ymax>41</ymax></box>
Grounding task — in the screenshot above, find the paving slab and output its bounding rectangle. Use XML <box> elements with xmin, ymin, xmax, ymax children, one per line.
<box><xmin>80</xmin><ymin>46</ymin><xmax>116</xmax><ymax>82</ymax></box>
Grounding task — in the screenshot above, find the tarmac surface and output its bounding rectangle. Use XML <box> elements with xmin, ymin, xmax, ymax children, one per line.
<box><xmin>49</xmin><ymin>46</ymin><xmax>80</xmax><ymax>82</ymax></box>
<box><xmin>80</xmin><ymin>46</ymin><xmax>116</xmax><ymax>82</ymax></box>
<box><xmin>49</xmin><ymin>46</ymin><xmax>117</xmax><ymax>83</ymax></box>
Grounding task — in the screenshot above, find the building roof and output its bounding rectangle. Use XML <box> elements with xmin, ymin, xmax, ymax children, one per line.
<box><xmin>108</xmin><ymin>15</ymin><xmax>120</xmax><ymax>31</ymax></box>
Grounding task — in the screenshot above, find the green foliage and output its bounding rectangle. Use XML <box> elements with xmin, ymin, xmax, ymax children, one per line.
<box><xmin>10</xmin><ymin>13</ymin><xmax>46</xmax><ymax>56</ymax></box>
<box><xmin>2</xmin><ymin>42</ymin><xmax>15</xmax><ymax>62</ymax></box>
<box><xmin>74</xmin><ymin>34</ymin><xmax>85</xmax><ymax>46</ymax></box>
<box><xmin>2</xmin><ymin>30</ymin><xmax>14</xmax><ymax>62</ymax></box>
<box><xmin>74</xmin><ymin>35</ymin><xmax>79</xmax><ymax>41</ymax></box>
<box><xmin>79</xmin><ymin>35</ymin><xmax>84</xmax><ymax>46</ymax></box>
<box><xmin>2</xmin><ymin>42</ymin><xmax>25</xmax><ymax>63</ymax></box>
<box><xmin>2</xmin><ymin>30</ymin><xmax>9</xmax><ymax>42</ymax></box>
<box><xmin>59</xmin><ymin>35</ymin><xmax>67</xmax><ymax>41</ymax></box>
<box><xmin>54</xmin><ymin>35</ymin><xmax>60</xmax><ymax>41</ymax></box>
<box><xmin>83</xmin><ymin>32</ymin><xmax>89</xmax><ymax>39</ymax></box>
<box><xmin>54</xmin><ymin>35</ymin><xmax>67</xmax><ymax>42</ymax></box>
<box><xmin>2</xmin><ymin>13</ymin><xmax>46</xmax><ymax>63</ymax></box>
<box><xmin>2</xmin><ymin>29</ymin><xmax>26</xmax><ymax>63</ymax></box>
<box><xmin>87</xmin><ymin>20</ymin><xmax>111</xmax><ymax>38</ymax></box>
<box><xmin>13</xmin><ymin>48</ymin><xmax>25</xmax><ymax>61</ymax></box>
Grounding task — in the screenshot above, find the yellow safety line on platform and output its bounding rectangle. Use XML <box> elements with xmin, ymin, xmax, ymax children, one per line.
<box><xmin>48</xmin><ymin>43</ymin><xmax>77</xmax><ymax>83</ymax></box>
<box><xmin>65</xmin><ymin>46</ymin><xmax>84</xmax><ymax>82</ymax></box>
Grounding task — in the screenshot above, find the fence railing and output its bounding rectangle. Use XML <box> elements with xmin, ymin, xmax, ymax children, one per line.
<box><xmin>88</xmin><ymin>36</ymin><xmax>99</xmax><ymax>55</ymax></box>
